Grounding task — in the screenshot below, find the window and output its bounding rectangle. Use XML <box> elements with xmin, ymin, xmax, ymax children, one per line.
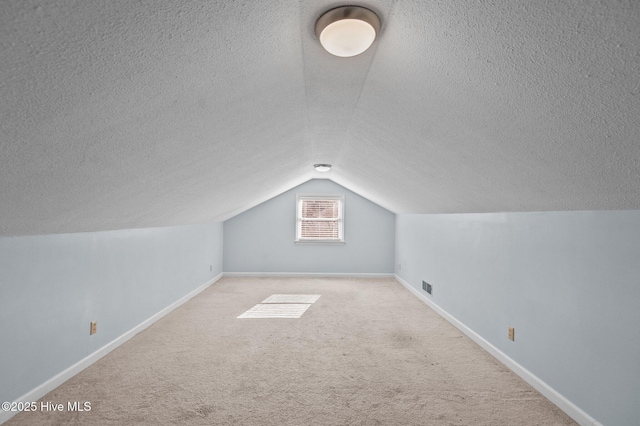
<box><xmin>295</xmin><ymin>195</ymin><xmax>344</xmax><ymax>243</ymax></box>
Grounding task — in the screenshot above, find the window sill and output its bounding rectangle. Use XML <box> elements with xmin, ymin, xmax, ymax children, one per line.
<box><xmin>295</xmin><ymin>239</ymin><xmax>345</xmax><ymax>245</ymax></box>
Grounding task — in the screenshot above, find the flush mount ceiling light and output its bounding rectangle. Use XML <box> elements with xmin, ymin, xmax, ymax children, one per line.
<box><xmin>315</xmin><ymin>6</ymin><xmax>381</xmax><ymax>58</ymax></box>
<box><xmin>314</xmin><ymin>164</ymin><xmax>332</xmax><ymax>172</ymax></box>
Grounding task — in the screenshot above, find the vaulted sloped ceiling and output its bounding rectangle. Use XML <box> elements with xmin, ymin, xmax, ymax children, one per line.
<box><xmin>1</xmin><ymin>0</ymin><xmax>639</xmax><ymax>236</ymax></box>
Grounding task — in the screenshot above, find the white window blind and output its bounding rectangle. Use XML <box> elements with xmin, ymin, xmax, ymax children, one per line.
<box><xmin>296</xmin><ymin>195</ymin><xmax>344</xmax><ymax>242</ymax></box>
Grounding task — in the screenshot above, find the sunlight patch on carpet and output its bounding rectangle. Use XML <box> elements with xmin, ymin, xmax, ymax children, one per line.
<box><xmin>261</xmin><ymin>294</ymin><xmax>321</xmax><ymax>304</ymax></box>
<box><xmin>237</xmin><ymin>303</ymin><xmax>312</xmax><ymax>318</ymax></box>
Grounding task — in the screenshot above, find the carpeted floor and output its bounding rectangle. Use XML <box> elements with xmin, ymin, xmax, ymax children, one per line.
<box><xmin>7</xmin><ymin>277</ymin><xmax>576</xmax><ymax>425</ymax></box>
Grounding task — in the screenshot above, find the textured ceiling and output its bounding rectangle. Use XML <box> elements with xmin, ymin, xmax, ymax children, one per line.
<box><xmin>1</xmin><ymin>0</ymin><xmax>639</xmax><ymax>236</ymax></box>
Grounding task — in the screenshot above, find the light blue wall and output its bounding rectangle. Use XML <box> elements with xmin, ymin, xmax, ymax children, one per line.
<box><xmin>224</xmin><ymin>179</ymin><xmax>395</xmax><ymax>274</ymax></box>
<box><xmin>0</xmin><ymin>223</ymin><xmax>223</xmax><ymax>404</ymax></box>
<box><xmin>395</xmin><ymin>211</ymin><xmax>640</xmax><ymax>426</ymax></box>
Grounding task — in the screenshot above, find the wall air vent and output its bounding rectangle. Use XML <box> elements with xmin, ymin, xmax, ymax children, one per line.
<box><xmin>422</xmin><ymin>280</ymin><xmax>432</xmax><ymax>295</ymax></box>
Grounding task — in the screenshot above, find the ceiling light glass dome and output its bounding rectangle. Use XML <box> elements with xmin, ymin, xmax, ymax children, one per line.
<box><xmin>315</xmin><ymin>6</ymin><xmax>381</xmax><ymax>57</ymax></box>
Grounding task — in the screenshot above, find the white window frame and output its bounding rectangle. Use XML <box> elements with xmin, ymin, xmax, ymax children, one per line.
<box><xmin>295</xmin><ymin>194</ymin><xmax>345</xmax><ymax>243</ymax></box>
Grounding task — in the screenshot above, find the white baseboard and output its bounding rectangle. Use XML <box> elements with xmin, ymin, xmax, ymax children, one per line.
<box><xmin>0</xmin><ymin>273</ymin><xmax>223</xmax><ymax>425</ymax></box>
<box><xmin>224</xmin><ymin>272</ymin><xmax>395</xmax><ymax>278</ymax></box>
<box><xmin>394</xmin><ymin>274</ymin><xmax>601</xmax><ymax>426</ymax></box>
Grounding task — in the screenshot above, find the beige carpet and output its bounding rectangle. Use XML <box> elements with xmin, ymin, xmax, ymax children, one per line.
<box><xmin>7</xmin><ymin>277</ymin><xmax>576</xmax><ymax>425</ymax></box>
